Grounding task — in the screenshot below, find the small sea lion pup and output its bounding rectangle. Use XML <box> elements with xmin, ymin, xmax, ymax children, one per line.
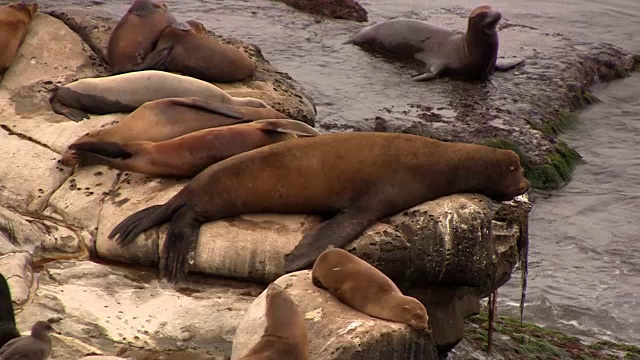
<box><xmin>133</xmin><ymin>20</ymin><xmax>257</xmax><ymax>83</ymax></box>
<box><xmin>312</xmin><ymin>248</ymin><xmax>428</xmax><ymax>330</ymax></box>
<box><xmin>49</xmin><ymin>70</ymin><xmax>269</xmax><ymax>121</ymax></box>
<box><xmin>346</xmin><ymin>5</ymin><xmax>524</xmax><ymax>81</ymax></box>
<box><xmin>63</xmin><ymin>119</ymin><xmax>320</xmax><ymax>178</ymax></box>
<box><xmin>107</xmin><ymin>0</ymin><xmax>176</xmax><ymax>74</ymax></box>
<box><xmin>238</xmin><ymin>283</ymin><xmax>309</xmax><ymax>360</ymax></box>
<box><xmin>108</xmin><ymin>132</ymin><xmax>530</xmax><ymax>284</ymax></box>
<box><xmin>0</xmin><ymin>1</ymin><xmax>38</xmax><ymax>80</ymax></box>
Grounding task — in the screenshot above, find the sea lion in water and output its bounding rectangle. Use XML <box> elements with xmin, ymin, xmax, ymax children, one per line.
<box><xmin>346</xmin><ymin>5</ymin><xmax>524</xmax><ymax>81</ymax></box>
<box><xmin>238</xmin><ymin>283</ymin><xmax>309</xmax><ymax>360</ymax></box>
<box><xmin>0</xmin><ymin>1</ymin><xmax>38</xmax><ymax>80</ymax></box>
<box><xmin>133</xmin><ymin>20</ymin><xmax>256</xmax><ymax>83</ymax></box>
<box><xmin>312</xmin><ymin>248</ymin><xmax>428</xmax><ymax>330</ymax></box>
<box><xmin>108</xmin><ymin>132</ymin><xmax>530</xmax><ymax>284</ymax></box>
<box><xmin>58</xmin><ymin>97</ymin><xmax>288</xmax><ymax>166</ymax></box>
<box><xmin>0</xmin><ymin>321</ymin><xmax>57</xmax><ymax>360</ymax></box>
<box><xmin>0</xmin><ymin>275</ymin><xmax>19</xmax><ymax>349</ymax></box>
<box><xmin>49</xmin><ymin>70</ymin><xmax>269</xmax><ymax>121</ymax></box>
<box><xmin>63</xmin><ymin>119</ymin><xmax>320</xmax><ymax>178</ymax></box>
<box><xmin>107</xmin><ymin>0</ymin><xmax>176</xmax><ymax>74</ymax></box>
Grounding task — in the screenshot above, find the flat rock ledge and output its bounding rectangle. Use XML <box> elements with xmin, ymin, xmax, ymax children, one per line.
<box><xmin>337</xmin><ymin>7</ymin><xmax>640</xmax><ymax>190</ymax></box>
<box><xmin>273</xmin><ymin>0</ymin><xmax>368</xmax><ymax>22</ymax></box>
<box><xmin>0</xmin><ymin>6</ymin><xmax>530</xmax><ymax>360</ymax></box>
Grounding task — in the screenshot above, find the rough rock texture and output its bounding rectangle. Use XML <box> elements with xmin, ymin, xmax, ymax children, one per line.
<box><xmin>231</xmin><ymin>271</ymin><xmax>437</xmax><ymax>360</ymax></box>
<box><xmin>46</xmin><ymin>8</ymin><xmax>318</xmax><ymax>126</ymax></box>
<box><xmin>274</xmin><ymin>0</ymin><xmax>368</xmax><ymax>22</ymax></box>
<box><xmin>342</xmin><ymin>8</ymin><xmax>640</xmax><ymax>190</ymax></box>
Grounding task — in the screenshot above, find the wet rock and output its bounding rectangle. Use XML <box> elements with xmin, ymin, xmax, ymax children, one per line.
<box><xmin>231</xmin><ymin>271</ymin><xmax>436</xmax><ymax>360</ymax></box>
<box><xmin>274</xmin><ymin>0</ymin><xmax>368</xmax><ymax>22</ymax></box>
<box><xmin>345</xmin><ymin>8</ymin><xmax>639</xmax><ymax>190</ymax></box>
<box><xmin>46</xmin><ymin>7</ymin><xmax>317</xmax><ymax>126</ymax></box>
<box><xmin>11</xmin><ymin>260</ymin><xmax>262</xmax><ymax>359</ymax></box>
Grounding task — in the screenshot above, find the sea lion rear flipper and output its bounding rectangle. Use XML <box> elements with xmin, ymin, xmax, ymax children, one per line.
<box><xmin>161</xmin><ymin>206</ymin><xmax>201</xmax><ymax>285</ymax></box>
<box><xmin>253</xmin><ymin>119</ymin><xmax>321</xmax><ymax>137</ymax></box>
<box><xmin>69</xmin><ymin>141</ymin><xmax>133</xmax><ymax>160</ymax></box>
<box><xmin>495</xmin><ymin>58</ymin><xmax>525</xmax><ymax>72</ymax></box>
<box><xmin>166</xmin><ymin>97</ymin><xmax>245</xmax><ymax>119</ymax></box>
<box><xmin>283</xmin><ymin>204</ymin><xmax>385</xmax><ymax>273</ymax></box>
<box><xmin>50</xmin><ymin>95</ymin><xmax>90</xmax><ymax>122</ymax></box>
<box><xmin>0</xmin><ymin>275</ymin><xmax>20</xmax><ymax>348</ymax></box>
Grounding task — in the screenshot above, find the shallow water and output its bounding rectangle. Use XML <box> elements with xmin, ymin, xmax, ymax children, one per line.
<box><xmin>25</xmin><ymin>0</ymin><xmax>640</xmax><ymax>345</ymax></box>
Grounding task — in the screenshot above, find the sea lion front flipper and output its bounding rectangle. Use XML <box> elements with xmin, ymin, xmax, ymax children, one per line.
<box><xmin>253</xmin><ymin>119</ymin><xmax>321</xmax><ymax>137</ymax></box>
<box><xmin>50</xmin><ymin>95</ymin><xmax>90</xmax><ymax>122</ymax></box>
<box><xmin>283</xmin><ymin>204</ymin><xmax>385</xmax><ymax>273</ymax></box>
<box><xmin>132</xmin><ymin>44</ymin><xmax>173</xmax><ymax>71</ymax></box>
<box><xmin>161</xmin><ymin>206</ymin><xmax>201</xmax><ymax>285</ymax></box>
<box><xmin>495</xmin><ymin>58</ymin><xmax>525</xmax><ymax>72</ymax></box>
<box><xmin>0</xmin><ymin>275</ymin><xmax>20</xmax><ymax>348</ymax></box>
<box><xmin>165</xmin><ymin>97</ymin><xmax>245</xmax><ymax>119</ymax></box>
<box><xmin>411</xmin><ymin>72</ymin><xmax>439</xmax><ymax>82</ymax></box>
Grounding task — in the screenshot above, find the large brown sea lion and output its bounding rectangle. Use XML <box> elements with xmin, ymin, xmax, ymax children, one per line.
<box><xmin>238</xmin><ymin>283</ymin><xmax>309</xmax><ymax>360</ymax></box>
<box><xmin>49</xmin><ymin>70</ymin><xmax>269</xmax><ymax>121</ymax></box>
<box><xmin>63</xmin><ymin>119</ymin><xmax>320</xmax><ymax>178</ymax></box>
<box><xmin>108</xmin><ymin>132</ymin><xmax>530</xmax><ymax>284</ymax></box>
<box><xmin>58</xmin><ymin>97</ymin><xmax>288</xmax><ymax>159</ymax></box>
<box><xmin>0</xmin><ymin>1</ymin><xmax>38</xmax><ymax>80</ymax></box>
<box><xmin>133</xmin><ymin>20</ymin><xmax>257</xmax><ymax>83</ymax></box>
<box><xmin>0</xmin><ymin>275</ymin><xmax>19</xmax><ymax>349</ymax></box>
<box><xmin>312</xmin><ymin>248</ymin><xmax>429</xmax><ymax>330</ymax></box>
<box><xmin>107</xmin><ymin>0</ymin><xmax>176</xmax><ymax>74</ymax></box>
<box><xmin>346</xmin><ymin>5</ymin><xmax>524</xmax><ymax>81</ymax></box>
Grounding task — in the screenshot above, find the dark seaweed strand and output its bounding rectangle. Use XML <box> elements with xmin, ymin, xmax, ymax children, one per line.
<box><xmin>487</xmin><ymin>290</ymin><xmax>497</xmax><ymax>353</ymax></box>
<box><xmin>520</xmin><ymin>212</ymin><xmax>530</xmax><ymax>325</ymax></box>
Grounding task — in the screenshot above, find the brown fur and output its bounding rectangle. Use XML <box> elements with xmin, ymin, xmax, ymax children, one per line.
<box><xmin>58</xmin><ymin>97</ymin><xmax>289</xmax><ymax>167</ymax></box>
<box><xmin>238</xmin><ymin>283</ymin><xmax>309</xmax><ymax>360</ymax></box>
<box><xmin>108</xmin><ymin>132</ymin><xmax>531</xmax><ymax>284</ymax></box>
<box><xmin>312</xmin><ymin>248</ymin><xmax>429</xmax><ymax>330</ymax></box>
<box><xmin>107</xmin><ymin>0</ymin><xmax>176</xmax><ymax>74</ymax></box>
<box><xmin>63</xmin><ymin>119</ymin><xmax>320</xmax><ymax>178</ymax></box>
<box><xmin>0</xmin><ymin>2</ymin><xmax>37</xmax><ymax>79</ymax></box>
<box><xmin>134</xmin><ymin>20</ymin><xmax>256</xmax><ymax>82</ymax></box>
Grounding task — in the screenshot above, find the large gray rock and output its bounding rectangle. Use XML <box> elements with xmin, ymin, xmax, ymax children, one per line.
<box><xmin>231</xmin><ymin>271</ymin><xmax>437</xmax><ymax>360</ymax></box>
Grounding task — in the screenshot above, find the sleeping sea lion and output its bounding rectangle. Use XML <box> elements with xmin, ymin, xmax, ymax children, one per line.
<box><xmin>63</xmin><ymin>119</ymin><xmax>320</xmax><ymax>178</ymax></box>
<box><xmin>238</xmin><ymin>283</ymin><xmax>309</xmax><ymax>360</ymax></box>
<box><xmin>132</xmin><ymin>20</ymin><xmax>256</xmax><ymax>83</ymax></box>
<box><xmin>312</xmin><ymin>248</ymin><xmax>428</xmax><ymax>330</ymax></box>
<box><xmin>108</xmin><ymin>132</ymin><xmax>530</xmax><ymax>284</ymax></box>
<box><xmin>107</xmin><ymin>0</ymin><xmax>176</xmax><ymax>74</ymax></box>
<box><xmin>49</xmin><ymin>70</ymin><xmax>269</xmax><ymax>121</ymax></box>
<box><xmin>0</xmin><ymin>1</ymin><xmax>38</xmax><ymax>80</ymax></box>
<box><xmin>346</xmin><ymin>5</ymin><xmax>524</xmax><ymax>81</ymax></box>
<box><xmin>58</xmin><ymin>97</ymin><xmax>288</xmax><ymax>161</ymax></box>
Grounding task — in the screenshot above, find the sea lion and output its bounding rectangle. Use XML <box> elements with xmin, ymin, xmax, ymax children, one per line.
<box><xmin>346</xmin><ymin>5</ymin><xmax>524</xmax><ymax>81</ymax></box>
<box><xmin>58</xmin><ymin>97</ymin><xmax>289</xmax><ymax>167</ymax></box>
<box><xmin>238</xmin><ymin>283</ymin><xmax>309</xmax><ymax>360</ymax></box>
<box><xmin>0</xmin><ymin>1</ymin><xmax>38</xmax><ymax>80</ymax></box>
<box><xmin>0</xmin><ymin>275</ymin><xmax>19</xmax><ymax>349</ymax></box>
<box><xmin>108</xmin><ymin>132</ymin><xmax>531</xmax><ymax>284</ymax></box>
<box><xmin>49</xmin><ymin>70</ymin><xmax>269</xmax><ymax>121</ymax></box>
<box><xmin>132</xmin><ymin>20</ymin><xmax>256</xmax><ymax>83</ymax></box>
<box><xmin>107</xmin><ymin>0</ymin><xmax>176</xmax><ymax>74</ymax></box>
<box><xmin>0</xmin><ymin>321</ymin><xmax>57</xmax><ymax>360</ymax></box>
<box><xmin>312</xmin><ymin>248</ymin><xmax>429</xmax><ymax>330</ymax></box>
<box><xmin>63</xmin><ymin>119</ymin><xmax>320</xmax><ymax>177</ymax></box>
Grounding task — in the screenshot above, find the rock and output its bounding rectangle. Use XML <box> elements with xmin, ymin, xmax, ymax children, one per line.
<box><xmin>231</xmin><ymin>271</ymin><xmax>437</xmax><ymax>360</ymax></box>
<box><xmin>46</xmin><ymin>7</ymin><xmax>317</xmax><ymax>126</ymax></box>
<box><xmin>274</xmin><ymin>0</ymin><xmax>368</xmax><ymax>22</ymax></box>
<box><xmin>12</xmin><ymin>260</ymin><xmax>262</xmax><ymax>359</ymax></box>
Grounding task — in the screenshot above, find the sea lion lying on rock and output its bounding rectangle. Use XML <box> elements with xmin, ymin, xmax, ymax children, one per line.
<box><xmin>0</xmin><ymin>1</ymin><xmax>38</xmax><ymax>80</ymax></box>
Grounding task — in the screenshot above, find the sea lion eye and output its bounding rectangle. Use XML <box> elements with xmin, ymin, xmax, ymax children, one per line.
<box><xmin>509</xmin><ymin>166</ymin><xmax>515</xmax><ymax>171</ymax></box>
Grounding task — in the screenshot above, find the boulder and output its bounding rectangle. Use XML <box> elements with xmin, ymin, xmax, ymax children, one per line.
<box><xmin>231</xmin><ymin>271</ymin><xmax>437</xmax><ymax>360</ymax></box>
<box><xmin>273</xmin><ymin>0</ymin><xmax>368</xmax><ymax>22</ymax></box>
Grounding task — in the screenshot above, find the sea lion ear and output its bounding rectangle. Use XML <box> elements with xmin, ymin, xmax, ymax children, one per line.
<box><xmin>403</xmin><ymin>305</ymin><xmax>410</xmax><ymax>310</ymax></box>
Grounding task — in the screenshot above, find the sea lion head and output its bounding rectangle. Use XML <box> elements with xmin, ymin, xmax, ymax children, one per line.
<box><xmin>129</xmin><ymin>0</ymin><xmax>168</xmax><ymax>16</ymax></box>
<box><xmin>13</xmin><ymin>1</ymin><xmax>38</xmax><ymax>17</ymax></box>
<box><xmin>488</xmin><ymin>149</ymin><xmax>531</xmax><ymax>201</ymax></box>
<box><xmin>186</xmin><ymin>20</ymin><xmax>208</xmax><ymax>35</ymax></box>
<box><xmin>399</xmin><ymin>297</ymin><xmax>429</xmax><ymax>331</ymax></box>
<box><xmin>468</xmin><ymin>5</ymin><xmax>502</xmax><ymax>34</ymax></box>
<box><xmin>31</xmin><ymin>321</ymin><xmax>58</xmax><ymax>339</ymax></box>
